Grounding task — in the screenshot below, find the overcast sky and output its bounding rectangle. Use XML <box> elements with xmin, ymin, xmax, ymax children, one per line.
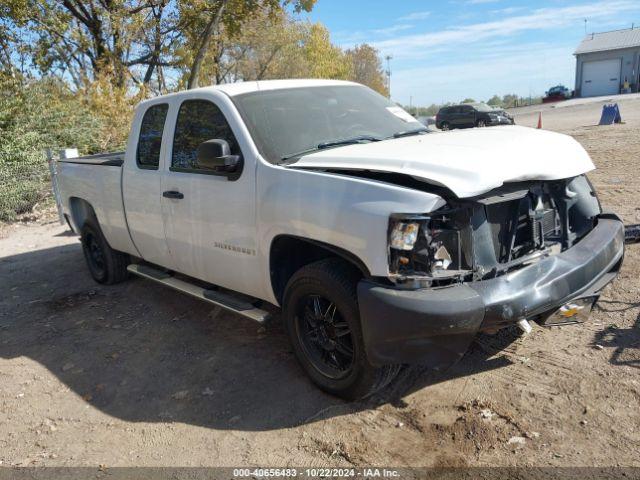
<box><xmin>304</xmin><ymin>0</ymin><xmax>640</xmax><ymax>105</ymax></box>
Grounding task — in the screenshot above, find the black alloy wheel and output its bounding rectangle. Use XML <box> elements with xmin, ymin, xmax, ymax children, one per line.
<box><xmin>83</xmin><ymin>229</ymin><xmax>107</xmax><ymax>280</ymax></box>
<box><xmin>294</xmin><ymin>293</ymin><xmax>355</xmax><ymax>379</ymax></box>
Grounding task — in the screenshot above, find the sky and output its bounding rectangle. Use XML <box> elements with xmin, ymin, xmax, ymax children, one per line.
<box><xmin>303</xmin><ymin>0</ymin><xmax>640</xmax><ymax>106</ymax></box>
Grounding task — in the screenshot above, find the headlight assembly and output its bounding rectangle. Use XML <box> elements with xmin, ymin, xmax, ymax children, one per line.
<box><xmin>389</xmin><ymin>221</ymin><xmax>420</xmax><ymax>250</ymax></box>
<box><xmin>388</xmin><ymin>211</ymin><xmax>472</xmax><ymax>286</ymax></box>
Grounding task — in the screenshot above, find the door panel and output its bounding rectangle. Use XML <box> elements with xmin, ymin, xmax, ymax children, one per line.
<box><xmin>161</xmin><ymin>95</ymin><xmax>260</xmax><ymax>298</ymax></box>
<box><xmin>581</xmin><ymin>59</ymin><xmax>621</xmax><ymax>97</ymax></box>
<box><xmin>123</xmin><ymin>102</ymin><xmax>175</xmax><ymax>269</ymax></box>
<box><xmin>449</xmin><ymin>107</ymin><xmax>463</xmax><ymax>127</ymax></box>
<box><xmin>461</xmin><ymin>106</ymin><xmax>475</xmax><ymax>127</ymax></box>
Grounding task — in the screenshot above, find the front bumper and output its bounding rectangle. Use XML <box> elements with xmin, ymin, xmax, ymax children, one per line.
<box><xmin>488</xmin><ymin>116</ymin><xmax>514</xmax><ymax>126</ymax></box>
<box><xmin>357</xmin><ymin>216</ymin><xmax>624</xmax><ymax>368</ymax></box>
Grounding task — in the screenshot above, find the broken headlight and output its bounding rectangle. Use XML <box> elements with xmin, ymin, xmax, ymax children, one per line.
<box><xmin>388</xmin><ymin>212</ymin><xmax>471</xmax><ymax>285</ymax></box>
<box><xmin>389</xmin><ymin>221</ymin><xmax>420</xmax><ymax>251</ymax></box>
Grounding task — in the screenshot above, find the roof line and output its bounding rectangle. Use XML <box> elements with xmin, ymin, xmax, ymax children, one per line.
<box><xmin>582</xmin><ymin>25</ymin><xmax>639</xmax><ymax>38</ymax></box>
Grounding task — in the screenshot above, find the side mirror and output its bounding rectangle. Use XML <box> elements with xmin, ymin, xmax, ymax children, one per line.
<box><xmin>196</xmin><ymin>139</ymin><xmax>241</xmax><ymax>173</ymax></box>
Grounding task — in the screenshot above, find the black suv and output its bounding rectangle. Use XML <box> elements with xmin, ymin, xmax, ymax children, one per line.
<box><xmin>435</xmin><ymin>103</ymin><xmax>514</xmax><ymax>130</ymax></box>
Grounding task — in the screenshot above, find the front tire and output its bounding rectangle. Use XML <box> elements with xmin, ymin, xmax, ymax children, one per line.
<box><xmin>476</xmin><ymin>119</ymin><xmax>486</xmax><ymax>127</ymax></box>
<box><xmin>80</xmin><ymin>220</ymin><xmax>129</xmax><ymax>285</ymax></box>
<box><xmin>440</xmin><ymin>121</ymin><xmax>450</xmax><ymax>131</ymax></box>
<box><xmin>283</xmin><ymin>258</ymin><xmax>400</xmax><ymax>400</ymax></box>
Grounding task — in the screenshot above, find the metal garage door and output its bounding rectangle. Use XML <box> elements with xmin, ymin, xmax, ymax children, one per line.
<box><xmin>581</xmin><ymin>58</ymin><xmax>621</xmax><ymax>97</ymax></box>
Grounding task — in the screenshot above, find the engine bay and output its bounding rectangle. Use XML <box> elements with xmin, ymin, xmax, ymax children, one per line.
<box><xmin>388</xmin><ymin>175</ymin><xmax>602</xmax><ymax>287</ymax></box>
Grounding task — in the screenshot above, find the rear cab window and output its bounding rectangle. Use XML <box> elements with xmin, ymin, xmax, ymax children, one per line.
<box><xmin>137</xmin><ymin>103</ymin><xmax>169</xmax><ymax>170</ymax></box>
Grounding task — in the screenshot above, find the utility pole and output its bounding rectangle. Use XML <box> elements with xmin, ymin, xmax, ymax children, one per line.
<box><xmin>409</xmin><ymin>95</ymin><xmax>413</xmax><ymax>114</ymax></box>
<box><xmin>584</xmin><ymin>18</ymin><xmax>587</xmax><ymax>35</ymax></box>
<box><xmin>385</xmin><ymin>55</ymin><xmax>393</xmax><ymax>99</ymax></box>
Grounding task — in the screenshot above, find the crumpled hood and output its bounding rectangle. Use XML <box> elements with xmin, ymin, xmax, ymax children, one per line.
<box><xmin>289</xmin><ymin>125</ymin><xmax>595</xmax><ymax>198</ymax></box>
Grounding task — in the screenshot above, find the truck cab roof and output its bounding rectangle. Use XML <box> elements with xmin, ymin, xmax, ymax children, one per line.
<box><xmin>138</xmin><ymin>79</ymin><xmax>360</xmax><ymax>108</ymax></box>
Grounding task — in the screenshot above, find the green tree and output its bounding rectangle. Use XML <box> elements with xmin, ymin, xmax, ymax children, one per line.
<box><xmin>502</xmin><ymin>94</ymin><xmax>519</xmax><ymax>108</ymax></box>
<box><xmin>0</xmin><ymin>73</ymin><xmax>134</xmax><ymax>221</ymax></box>
<box><xmin>487</xmin><ymin>95</ymin><xmax>502</xmax><ymax>107</ymax></box>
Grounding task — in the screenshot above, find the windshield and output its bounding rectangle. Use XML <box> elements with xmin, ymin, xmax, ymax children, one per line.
<box><xmin>232</xmin><ymin>85</ymin><xmax>423</xmax><ymax>163</ymax></box>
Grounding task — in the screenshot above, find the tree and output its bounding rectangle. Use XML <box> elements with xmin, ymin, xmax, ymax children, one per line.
<box><xmin>0</xmin><ymin>0</ymin><xmax>181</xmax><ymax>89</ymax></box>
<box><xmin>181</xmin><ymin>0</ymin><xmax>316</xmax><ymax>89</ymax></box>
<box><xmin>206</xmin><ymin>8</ymin><xmax>308</xmax><ymax>83</ymax></box>
<box><xmin>174</xmin><ymin>10</ymin><xmax>347</xmax><ymax>87</ymax></box>
<box><xmin>461</xmin><ymin>98</ymin><xmax>476</xmax><ymax>104</ymax></box>
<box><xmin>237</xmin><ymin>12</ymin><xmax>306</xmax><ymax>80</ymax></box>
<box><xmin>301</xmin><ymin>22</ymin><xmax>351</xmax><ymax>80</ymax></box>
<box><xmin>487</xmin><ymin>95</ymin><xmax>502</xmax><ymax>107</ymax></box>
<box><xmin>183</xmin><ymin>0</ymin><xmax>230</xmax><ymax>89</ymax></box>
<box><xmin>502</xmin><ymin>94</ymin><xmax>519</xmax><ymax>108</ymax></box>
<box><xmin>0</xmin><ymin>0</ymin><xmax>317</xmax><ymax>90</ymax></box>
<box><xmin>345</xmin><ymin>44</ymin><xmax>387</xmax><ymax>96</ymax></box>
<box><xmin>0</xmin><ymin>73</ymin><xmax>135</xmax><ymax>221</ymax></box>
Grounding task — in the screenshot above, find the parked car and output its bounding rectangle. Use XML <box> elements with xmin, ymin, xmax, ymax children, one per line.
<box><xmin>544</xmin><ymin>85</ymin><xmax>572</xmax><ymax>103</ymax></box>
<box><xmin>435</xmin><ymin>103</ymin><xmax>514</xmax><ymax>130</ymax></box>
<box><xmin>417</xmin><ymin>115</ymin><xmax>436</xmax><ymax>127</ymax></box>
<box><xmin>57</xmin><ymin>80</ymin><xmax>624</xmax><ymax>400</ymax></box>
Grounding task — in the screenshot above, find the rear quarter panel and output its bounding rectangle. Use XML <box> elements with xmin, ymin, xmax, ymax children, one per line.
<box><xmin>58</xmin><ymin>162</ymin><xmax>137</xmax><ymax>255</ymax></box>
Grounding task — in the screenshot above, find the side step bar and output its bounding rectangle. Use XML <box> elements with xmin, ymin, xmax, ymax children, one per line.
<box><xmin>127</xmin><ymin>264</ymin><xmax>271</xmax><ymax>323</ymax></box>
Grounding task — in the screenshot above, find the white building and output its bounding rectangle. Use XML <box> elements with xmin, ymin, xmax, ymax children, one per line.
<box><xmin>574</xmin><ymin>27</ymin><xmax>640</xmax><ymax>97</ymax></box>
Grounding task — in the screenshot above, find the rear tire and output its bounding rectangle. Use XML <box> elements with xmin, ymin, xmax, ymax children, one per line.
<box><xmin>80</xmin><ymin>220</ymin><xmax>129</xmax><ymax>285</ymax></box>
<box><xmin>283</xmin><ymin>258</ymin><xmax>400</xmax><ymax>400</ymax></box>
<box><xmin>476</xmin><ymin>119</ymin><xmax>486</xmax><ymax>127</ymax></box>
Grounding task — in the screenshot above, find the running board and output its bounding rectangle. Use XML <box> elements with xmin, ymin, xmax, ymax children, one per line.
<box><xmin>127</xmin><ymin>264</ymin><xmax>271</xmax><ymax>323</ymax></box>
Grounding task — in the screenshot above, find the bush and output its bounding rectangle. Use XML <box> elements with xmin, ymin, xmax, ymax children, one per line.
<box><xmin>0</xmin><ymin>74</ymin><xmax>132</xmax><ymax>222</ymax></box>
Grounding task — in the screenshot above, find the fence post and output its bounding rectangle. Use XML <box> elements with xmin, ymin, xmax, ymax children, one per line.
<box><xmin>46</xmin><ymin>148</ymin><xmax>65</xmax><ymax>225</ymax></box>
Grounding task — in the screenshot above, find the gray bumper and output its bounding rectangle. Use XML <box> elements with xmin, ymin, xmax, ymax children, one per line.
<box><xmin>357</xmin><ymin>216</ymin><xmax>625</xmax><ymax>368</ymax></box>
<box><xmin>488</xmin><ymin>118</ymin><xmax>514</xmax><ymax>126</ymax></box>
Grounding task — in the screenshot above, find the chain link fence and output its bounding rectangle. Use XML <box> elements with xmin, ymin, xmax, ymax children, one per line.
<box><xmin>0</xmin><ymin>150</ymin><xmax>61</xmax><ymax>223</ymax></box>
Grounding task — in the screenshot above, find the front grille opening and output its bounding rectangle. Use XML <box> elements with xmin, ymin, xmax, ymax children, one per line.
<box><xmin>485</xmin><ymin>194</ymin><xmax>561</xmax><ymax>264</ymax></box>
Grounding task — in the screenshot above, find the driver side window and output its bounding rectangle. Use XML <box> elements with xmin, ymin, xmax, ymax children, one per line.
<box><xmin>171</xmin><ymin>99</ymin><xmax>240</xmax><ymax>172</ymax></box>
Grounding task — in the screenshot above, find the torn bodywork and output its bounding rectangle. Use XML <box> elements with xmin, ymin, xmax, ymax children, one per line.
<box><xmin>387</xmin><ymin>175</ymin><xmax>602</xmax><ymax>287</ymax></box>
<box><xmin>357</xmin><ymin>174</ymin><xmax>624</xmax><ymax>369</ymax></box>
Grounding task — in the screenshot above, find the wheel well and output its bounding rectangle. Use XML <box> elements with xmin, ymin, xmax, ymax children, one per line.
<box><xmin>68</xmin><ymin>197</ymin><xmax>97</xmax><ymax>233</ymax></box>
<box><xmin>269</xmin><ymin>235</ymin><xmax>370</xmax><ymax>305</ymax></box>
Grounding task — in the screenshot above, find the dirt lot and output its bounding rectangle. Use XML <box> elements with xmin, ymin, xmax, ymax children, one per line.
<box><xmin>1</xmin><ymin>95</ymin><xmax>640</xmax><ymax>468</ymax></box>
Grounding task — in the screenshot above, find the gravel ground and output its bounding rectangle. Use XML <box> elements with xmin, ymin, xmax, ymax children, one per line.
<box><xmin>1</xmin><ymin>95</ymin><xmax>639</xmax><ymax>469</ymax></box>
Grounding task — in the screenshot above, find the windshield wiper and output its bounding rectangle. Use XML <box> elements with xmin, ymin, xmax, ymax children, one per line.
<box><xmin>317</xmin><ymin>135</ymin><xmax>382</xmax><ymax>149</ymax></box>
<box><xmin>280</xmin><ymin>146</ymin><xmax>323</xmax><ymax>162</ymax></box>
<box><xmin>280</xmin><ymin>135</ymin><xmax>382</xmax><ymax>162</ymax></box>
<box><xmin>391</xmin><ymin>127</ymin><xmax>429</xmax><ymax>139</ymax></box>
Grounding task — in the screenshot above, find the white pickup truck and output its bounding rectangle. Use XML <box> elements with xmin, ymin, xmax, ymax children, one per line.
<box><xmin>57</xmin><ymin>79</ymin><xmax>624</xmax><ymax>400</ymax></box>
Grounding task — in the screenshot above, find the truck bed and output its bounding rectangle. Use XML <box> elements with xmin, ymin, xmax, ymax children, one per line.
<box><xmin>57</xmin><ymin>151</ymin><xmax>136</xmax><ymax>255</ymax></box>
<box><xmin>58</xmin><ymin>151</ymin><xmax>125</xmax><ymax>166</ymax></box>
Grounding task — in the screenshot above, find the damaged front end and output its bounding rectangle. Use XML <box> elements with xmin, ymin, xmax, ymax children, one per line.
<box><xmin>358</xmin><ymin>174</ymin><xmax>624</xmax><ymax>368</ymax></box>
<box><xmin>387</xmin><ymin>175</ymin><xmax>602</xmax><ymax>288</ymax></box>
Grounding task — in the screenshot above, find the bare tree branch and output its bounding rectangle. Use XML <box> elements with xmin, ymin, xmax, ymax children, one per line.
<box><xmin>187</xmin><ymin>0</ymin><xmax>229</xmax><ymax>89</ymax></box>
